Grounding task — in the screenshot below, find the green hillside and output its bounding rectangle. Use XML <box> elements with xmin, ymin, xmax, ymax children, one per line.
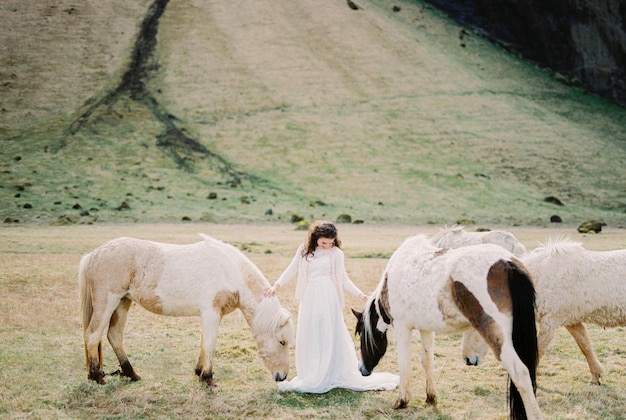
<box><xmin>2</xmin><ymin>0</ymin><xmax>625</xmax><ymax>227</ymax></box>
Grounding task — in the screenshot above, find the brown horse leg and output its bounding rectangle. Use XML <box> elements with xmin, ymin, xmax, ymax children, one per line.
<box><xmin>195</xmin><ymin>331</ymin><xmax>205</xmax><ymax>377</ymax></box>
<box><xmin>107</xmin><ymin>297</ymin><xmax>141</xmax><ymax>381</ymax></box>
<box><xmin>565</xmin><ymin>323</ymin><xmax>603</xmax><ymax>385</ymax></box>
<box><xmin>194</xmin><ymin>352</ymin><xmax>216</xmax><ymax>386</ymax></box>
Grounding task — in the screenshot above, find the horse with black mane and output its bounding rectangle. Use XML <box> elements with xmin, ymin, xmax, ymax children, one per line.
<box><xmin>353</xmin><ymin>234</ymin><xmax>543</xmax><ymax>419</ymax></box>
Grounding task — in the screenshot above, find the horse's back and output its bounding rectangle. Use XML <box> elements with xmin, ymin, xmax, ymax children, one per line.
<box><xmin>524</xmin><ymin>242</ymin><xmax>626</xmax><ymax>326</ymax></box>
<box><xmin>385</xmin><ymin>238</ymin><xmax>517</xmax><ymax>332</ymax></box>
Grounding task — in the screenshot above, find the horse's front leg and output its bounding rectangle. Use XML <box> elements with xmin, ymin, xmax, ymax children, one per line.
<box><xmin>565</xmin><ymin>323</ymin><xmax>603</xmax><ymax>385</ymax></box>
<box><xmin>195</xmin><ymin>311</ymin><xmax>220</xmax><ymax>387</ymax></box>
<box><xmin>419</xmin><ymin>330</ymin><xmax>438</xmax><ymax>406</ymax></box>
<box><xmin>393</xmin><ymin>325</ymin><xmax>413</xmax><ymax>409</ymax></box>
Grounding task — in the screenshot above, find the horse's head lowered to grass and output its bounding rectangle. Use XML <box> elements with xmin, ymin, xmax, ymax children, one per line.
<box><xmin>252</xmin><ymin>297</ymin><xmax>295</xmax><ymax>381</ymax></box>
<box><xmin>352</xmin><ymin>295</ymin><xmax>390</xmax><ymax>377</ymax></box>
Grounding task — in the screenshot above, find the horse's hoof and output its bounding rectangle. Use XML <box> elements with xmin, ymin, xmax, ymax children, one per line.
<box><xmin>88</xmin><ymin>370</ymin><xmax>107</xmax><ymax>385</ymax></box>
<box><xmin>393</xmin><ymin>399</ymin><xmax>408</xmax><ymax>409</ymax></box>
<box><xmin>200</xmin><ymin>371</ymin><xmax>216</xmax><ymax>387</ymax></box>
<box><xmin>119</xmin><ymin>361</ymin><xmax>141</xmax><ymax>381</ymax></box>
<box><xmin>88</xmin><ymin>375</ymin><xmax>106</xmax><ymax>385</ymax></box>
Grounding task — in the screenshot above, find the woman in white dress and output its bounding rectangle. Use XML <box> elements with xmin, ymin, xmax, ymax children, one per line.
<box><xmin>264</xmin><ymin>221</ymin><xmax>398</xmax><ymax>393</ymax></box>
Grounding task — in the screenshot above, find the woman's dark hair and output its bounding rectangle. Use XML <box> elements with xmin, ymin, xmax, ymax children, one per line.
<box><xmin>303</xmin><ymin>221</ymin><xmax>342</xmax><ymax>258</ymax></box>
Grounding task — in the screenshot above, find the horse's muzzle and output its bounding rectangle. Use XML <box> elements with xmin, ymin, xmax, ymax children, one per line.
<box><xmin>465</xmin><ymin>356</ymin><xmax>481</xmax><ymax>366</ymax></box>
<box><xmin>275</xmin><ymin>372</ymin><xmax>288</xmax><ymax>382</ymax></box>
<box><xmin>359</xmin><ymin>363</ymin><xmax>372</xmax><ymax>376</ymax></box>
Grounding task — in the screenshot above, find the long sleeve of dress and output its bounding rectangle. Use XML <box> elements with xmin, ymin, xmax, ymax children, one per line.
<box><xmin>275</xmin><ymin>243</ymin><xmax>303</xmax><ymax>287</ymax></box>
<box><xmin>335</xmin><ymin>248</ymin><xmax>364</xmax><ymax>297</ymax></box>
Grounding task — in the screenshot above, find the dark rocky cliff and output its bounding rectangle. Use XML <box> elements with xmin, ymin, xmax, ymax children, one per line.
<box><xmin>425</xmin><ymin>0</ymin><xmax>626</xmax><ymax>107</ymax></box>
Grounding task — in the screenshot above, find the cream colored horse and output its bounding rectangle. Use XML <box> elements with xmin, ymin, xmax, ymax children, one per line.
<box><xmin>79</xmin><ymin>234</ymin><xmax>295</xmax><ymax>386</ymax></box>
<box><xmin>431</xmin><ymin>225</ymin><xmax>528</xmax><ymax>257</ymax></box>
<box><xmin>463</xmin><ymin>237</ymin><xmax>626</xmax><ymax>385</ymax></box>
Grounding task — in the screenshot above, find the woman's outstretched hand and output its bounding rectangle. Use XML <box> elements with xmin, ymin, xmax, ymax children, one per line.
<box><xmin>264</xmin><ymin>283</ymin><xmax>280</xmax><ymax>297</ymax></box>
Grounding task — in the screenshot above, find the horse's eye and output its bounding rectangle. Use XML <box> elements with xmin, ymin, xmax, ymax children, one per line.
<box><xmin>279</xmin><ymin>340</ymin><xmax>286</xmax><ymax>346</ymax></box>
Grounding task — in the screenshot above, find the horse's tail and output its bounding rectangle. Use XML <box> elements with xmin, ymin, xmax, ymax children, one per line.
<box><xmin>507</xmin><ymin>260</ymin><xmax>538</xmax><ymax>419</ymax></box>
<box><xmin>78</xmin><ymin>253</ymin><xmax>101</xmax><ymax>372</ymax></box>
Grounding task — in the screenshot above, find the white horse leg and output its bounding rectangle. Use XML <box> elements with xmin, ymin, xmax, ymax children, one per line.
<box><xmin>393</xmin><ymin>325</ymin><xmax>413</xmax><ymax>409</ymax></box>
<box><xmin>499</xmin><ymin>343</ymin><xmax>543</xmax><ymax>420</ymax></box>
<box><xmin>196</xmin><ymin>311</ymin><xmax>220</xmax><ymax>386</ymax></box>
<box><xmin>420</xmin><ymin>330</ymin><xmax>438</xmax><ymax>405</ymax></box>
<box><xmin>565</xmin><ymin>323</ymin><xmax>603</xmax><ymax>385</ymax></box>
<box><xmin>537</xmin><ymin>320</ymin><xmax>558</xmax><ymax>362</ymax></box>
<box><xmin>107</xmin><ymin>297</ymin><xmax>141</xmax><ymax>381</ymax></box>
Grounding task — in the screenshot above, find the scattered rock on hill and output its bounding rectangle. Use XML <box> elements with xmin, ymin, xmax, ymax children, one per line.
<box><xmin>544</xmin><ymin>196</ymin><xmax>564</xmax><ymax>205</ymax></box>
<box><xmin>336</xmin><ymin>214</ymin><xmax>352</xmax><ymax>223</ymax></box>
<box><xmin>577</xmin><ymin>220</ymin><xmax>605</xmax><ymax>233</ymax></box>
<box><xmin>295</xmin><ymin>220</ymin><xmax>310</xmax><ymax>231</ymax></box>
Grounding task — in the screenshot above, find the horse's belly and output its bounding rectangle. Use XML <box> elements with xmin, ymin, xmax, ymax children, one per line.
<box><xmin>160</xmin><ymin>300</ymin><xmax>201</xmax><ymax>317</ymax></box>
<box><xmin>129</xmin><ymin>290</ymin><xmax>201</xmax><ymax>317</ymax></box>
<box><xmin>391</xmin><ymin>281</ymin><xmax>470</xmax><ymax>333</ymax></box>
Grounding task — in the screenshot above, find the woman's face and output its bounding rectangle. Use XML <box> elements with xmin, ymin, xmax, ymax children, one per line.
<box><xmin>317</xmin><ymin>237</ymin><xmax>335</xmax><ymax>249</ymax></box>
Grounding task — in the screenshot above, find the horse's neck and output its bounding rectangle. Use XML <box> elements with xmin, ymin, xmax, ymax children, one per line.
<box><xmin>235</xmin><ymin>261</ymin><xmax>270</xmax><ymax>325</ymax></box>
<box><xmin>237</xmin><ymin>292</ymin><xmax>262</xmax><ymax>327</ymax></box>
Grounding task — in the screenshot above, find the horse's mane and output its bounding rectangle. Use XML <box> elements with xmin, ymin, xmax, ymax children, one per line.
<box><xmin>197</xmin><ymin>233</ymin><xmax>271</xmax><ymax>288</ymax></box>
<box><xmin>362</xmin><ymin>272</ymin><xmax>388</xmax><ymax>352</ymax></box>
<box><xmin>251</xmin><ymin>297</ymin><xmax>291</xmax><ymax>336</ymax></box>
<box><xmin>429</xmin><ymin>225</ymin><xmax>464</xmax><ymax>244</ymax></box>
<box><xmin>533</xmin><ymin>236</ymin><xmax>583</xmax><ymax>258</ymax></box>
<box><xmin>197</xmin><ymin>233</ymin><xmax>240</xmax><ymax>255</ymax></box>
<box><xmin>362</xmin><ymin>296</ymin><xmax>378</xmax><ymax>352</ymax></box>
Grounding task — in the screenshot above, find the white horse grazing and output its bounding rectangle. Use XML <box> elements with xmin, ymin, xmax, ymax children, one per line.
<box><xmin>79</xmin><ymin>234</ymin><xmax>295</xmax><ymax>386</ymax></box>
<box><xmin>431</xmin><ymin>225</ymin><xmax>528</xmax><ymax>257</ymax></box>
<box><xmin>353</xmin><ymin>235</ymin><xmax>543</xmax><ymax>419</ymax></box>
<box><xmin>463</xmin><ymin>237</ymin><xmax>626</xmax><ymax>385</ymax></box>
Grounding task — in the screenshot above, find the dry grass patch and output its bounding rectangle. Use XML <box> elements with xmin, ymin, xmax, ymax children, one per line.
<box><xmin>1</xmin><ymin>223</ymin><xmax>625</xmax><ymax>418</ymax></box>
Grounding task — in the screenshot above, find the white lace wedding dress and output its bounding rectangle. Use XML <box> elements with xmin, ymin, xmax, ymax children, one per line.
<box><xmin>277</xmin><ymin>247</ymin><xmax>398</xmax><ymax>393</ymax></box>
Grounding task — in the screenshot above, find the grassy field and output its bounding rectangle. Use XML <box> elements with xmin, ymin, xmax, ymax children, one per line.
<box><xmin>1</xmin><ymin>223</ymin><xmax>625</xmax><ymax>419</ymax></box>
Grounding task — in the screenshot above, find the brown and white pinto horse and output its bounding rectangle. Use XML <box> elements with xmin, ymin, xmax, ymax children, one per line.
<box><xmin>79</xmin><ymin>234</ymin><xmax>295</xmax><ymax>386</ymax></box>
<box><xmin>353</xmin><ymin>235</ymin><xmax>543</xmax><ymax>419</ymax></box>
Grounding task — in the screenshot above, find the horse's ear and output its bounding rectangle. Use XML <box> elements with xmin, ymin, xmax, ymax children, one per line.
<box><xmin>351</xmin><ymin>308</ymin><xmax>362</xmax><ymax>320</ymax></box>
<box><xmin>278</xmin><ymin>308</ymin><xmax>292</xmax><ymax>327</ymax></box>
